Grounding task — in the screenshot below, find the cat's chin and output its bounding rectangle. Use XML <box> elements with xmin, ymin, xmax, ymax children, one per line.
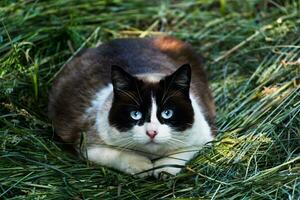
<box><xmin>134</xmin><ymin>141</ymin><xmax>174</xmax><ymax>155</ymax></box>
<box><xmin>145</xmin><ymin>141</ymin><xmax>160</xmax><ymax>145</ymax></box>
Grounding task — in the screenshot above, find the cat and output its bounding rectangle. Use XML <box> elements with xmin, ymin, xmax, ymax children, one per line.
<box><xmin>48</xmin><ymin>36</ymin><xmax>216</xmax><ymax>178</ymax></box>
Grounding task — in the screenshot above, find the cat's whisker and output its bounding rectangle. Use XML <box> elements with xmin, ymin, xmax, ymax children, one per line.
<box><xmin>164</xmin><ymin>139</ymin><xmax>179</xmax><ymax>145</ymax></box>
<box><xmin>155</xmin><ymin>136</ymin><xmax>186</xmax><ymax>144</ymax></box>
<box><xmin>169</xmin><ymin>138</ymin><xmax>188</xmax><ymax>145</ymax></box>
<box><xmin>117</xmin><ymin>140</ymin><xmax>132</xmax><ymax>147</ymax></box>
<box><xmin>112</xmin><ymin>137</ymin><xmax>132</xmax><ymax>144</ymax></box>
<box><xmin>123</xmin><ymin>143</ymin><xmax>138</xmax><ymax>153</ymax></box>
<box><xmin>185</xmin><ymin>123</ymin><xmax>193</xmax><ymax>126</ymax></box>
<box><xmin>116</xmin><ymin>89</ymin><xmax>140</xmax><ymax>106</ymax></box>
<box><xmin>117</xmin><ymin>140</ymin><xmax>136</xmax><ymax>149</ymax></box>
<box><xmin>161</xmin><ymin>79</ymin><xmax>172</xmax><ymax>104</ymax></box>
<box><xmin>111</xmin><ymin>138</ymin><xmax>137</xmax><ymax>150</ymax></box>
<box><xmin>112</xmin><ymin>140</ymin><xmax>136</xmax><ymax>152</ymax></box>
<box><xmin>134</xmin><ymin>82</ymin><xmax>143</xmax><ymax>103</ymax></box>
<box><xmin>119</xmin><ymin>144</ymin><xmax>135</xmax><ymax>152</ymax></box>
<box><xmin>161</xmin><ymin>89</ymin><xmax>184</xmax><ymax>106</ymax></box>
<box><xmin>118</xmin><ymin>103</ymin><xmax>140</xmax><ymax>107</ymax></box>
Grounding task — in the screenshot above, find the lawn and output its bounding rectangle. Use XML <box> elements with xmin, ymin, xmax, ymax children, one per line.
<box><xmin>0</xmin><ymin>0</ymin><xmax>299</xmax><ymax>199</ymax></box>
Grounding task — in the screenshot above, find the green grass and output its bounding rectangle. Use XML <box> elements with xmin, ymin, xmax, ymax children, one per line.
<box><xmin>0</xmin><ymin>0</ymin><xmax>299</xmax><ymax>199</ymax></box>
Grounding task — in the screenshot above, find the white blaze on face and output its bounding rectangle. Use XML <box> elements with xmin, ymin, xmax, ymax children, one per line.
<box><xmin>131</xmin><ymin>95</ymin><xmax>172</xmax><ymax>146</ymax></box>
<box><xmin>145</xmin><ymin>97</ymin><xmax>159</xmax><ymax>132</ymax></box>
<box><xmin>146</xmin><ymin>96</ymin><xmax>172</xmax><ymax>143</ymax></box>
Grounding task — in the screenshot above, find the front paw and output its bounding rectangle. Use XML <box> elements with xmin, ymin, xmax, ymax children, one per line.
<box><xmin>123</xmin><ymin>155</ymin><xmax>153</xmax><ymax>178</ymax></box>
<box><xmin>153</xmin><ymin>159</ymin><xmax>182</xmax><ymax>179</ymax></box>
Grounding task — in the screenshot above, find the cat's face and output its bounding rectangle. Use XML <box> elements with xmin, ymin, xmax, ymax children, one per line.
<box><xmin>108</xmin><ymin>64</ymin><xmax>194</xmax><ymax>150</ymax></box>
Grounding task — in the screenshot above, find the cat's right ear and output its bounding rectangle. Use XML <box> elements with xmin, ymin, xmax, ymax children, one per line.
<box><xmin>111</xmin><ymin>65</ymin><xmax>134</xmax><ymax>91</ymax></box>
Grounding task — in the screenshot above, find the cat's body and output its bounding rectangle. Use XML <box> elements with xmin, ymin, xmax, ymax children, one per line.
<box><xmin>48</xmin><ymin>36</ymin><xmax>216</xmax><ymax>177</ymax></box>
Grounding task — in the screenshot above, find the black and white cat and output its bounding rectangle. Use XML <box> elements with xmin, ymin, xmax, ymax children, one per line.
<box><xmin>48</xmin><ymin>36</ymin><xmax>216</xmax><ymax>178</ymax></box>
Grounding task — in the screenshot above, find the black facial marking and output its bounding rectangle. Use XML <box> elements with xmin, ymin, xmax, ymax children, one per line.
<box><xmin>108</xmin><ymin>64</ymin><xmax>194</xmax><ymax>132</ymax></box>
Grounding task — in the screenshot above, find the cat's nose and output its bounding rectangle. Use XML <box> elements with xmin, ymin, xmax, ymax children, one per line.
<box><xmin>146</xmin><ymin>130</ymin><xmax>157</xmax><ymax>139</ymax></box>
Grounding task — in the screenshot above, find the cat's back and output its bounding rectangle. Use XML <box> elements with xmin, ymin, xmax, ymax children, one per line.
<box><xmin>50</xmin><ymin>36</ymin><xmax>204</xmax><ymax>91</ymax></box>
<box><xmin>85</xmin><ymin>36</ymin><xmax>199</xmax><ymax>76</ymax></box>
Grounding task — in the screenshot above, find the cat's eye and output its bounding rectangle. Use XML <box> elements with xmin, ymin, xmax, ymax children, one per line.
<box><xmin>130</xmin><ymin>110</ymin><xmax>142</xmax><ymax>120</ymax></box>
<box><xmin>161</xmin><ymin>109</ymin><xmax>173</xmax><ymax>119</ymax></box>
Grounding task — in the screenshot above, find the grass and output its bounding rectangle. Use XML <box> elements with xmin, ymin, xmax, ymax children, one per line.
<box><xmin>0</xmin><ymin>0</ymin><xmax>299</xmax><ymax>199</ymax></box>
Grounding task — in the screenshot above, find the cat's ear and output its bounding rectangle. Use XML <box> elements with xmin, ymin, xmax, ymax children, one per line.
<box><xmin>111</xmin><ymin>65</ymin><xmax>134</xmax><ymax>91</ymax></box>
<box><xmin>167</xmin><ymin>64</ymin><xmax>191</xmax><ymax>89</ymax></box>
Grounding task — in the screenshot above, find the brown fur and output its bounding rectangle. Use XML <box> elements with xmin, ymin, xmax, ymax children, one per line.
<box><xmin>153</xmin><ymin>36</ymin><xmax>185</xmax><ymax>53</ymax></box>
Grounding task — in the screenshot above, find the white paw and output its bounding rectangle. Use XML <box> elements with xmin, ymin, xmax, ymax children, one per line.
<box><xmin>153</xmin><ymin>159</ymin><xmax>183</xmax><ymax>179</ymax></box>
<box><xmin>122</xmin><ymin>154</ymin><xmax>154</xmax><ymax>177</ymax></box>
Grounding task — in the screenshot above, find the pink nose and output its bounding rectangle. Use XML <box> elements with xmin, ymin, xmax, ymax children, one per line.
<box><xmin>146</xmin><ymin>130</ymin><xmax>157</xmax><ymax>139</ymax></box>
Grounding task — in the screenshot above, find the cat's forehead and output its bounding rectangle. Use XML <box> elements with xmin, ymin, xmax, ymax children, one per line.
<box><xmin>136</xmin><ymin>77</ymin><xmax>163</xmax><ymax>98</ymax></box>
<box><xmin>129</xmin><ymin>74</ymin><xmax>186</xmax><ymax>104</ymax></box>
<box><xmin>136</xmin><ymin>73</ymin><xmax>165</xmax><ymax>83</ymax></box>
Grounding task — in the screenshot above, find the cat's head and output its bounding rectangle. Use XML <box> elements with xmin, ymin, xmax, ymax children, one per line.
<box><xmin>108</xmin><ymin>64</ymin><xmax>194</xmax><ymax>151</ymax></box>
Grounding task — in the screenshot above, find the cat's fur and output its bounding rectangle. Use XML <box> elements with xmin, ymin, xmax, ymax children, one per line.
<box><xmin>48</xmin><ymin>36</ymin><xmax>216</xmax><ymax>178</ymax></box>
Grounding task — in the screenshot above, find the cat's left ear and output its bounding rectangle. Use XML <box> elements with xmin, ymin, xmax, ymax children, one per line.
<box><xmin>111</xmin><ymin>65</ymin><xmax>134</xmax><ymax>91</ymax></box>
<box><xmin>167</xmin><ymin>64</ymin><xmax>191</xmax><ymax>89</ymax></box>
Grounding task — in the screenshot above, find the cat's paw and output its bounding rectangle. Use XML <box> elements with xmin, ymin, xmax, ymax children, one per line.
<box><xmin>153</xmin><ymin>167</ymin><xmax>181</xmax><ymax>179</ymax></box>
<box><xmin>123</xmin><ymin>154</ymin><xmax>153</xmax><ymax>178</ymax></box>
<box><xmin>153</xmin><ymin>159</ymin><xmax>182</xmax><ymax>179</ymax></box>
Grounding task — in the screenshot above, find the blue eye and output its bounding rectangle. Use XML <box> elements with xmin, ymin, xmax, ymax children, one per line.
<box><xmin>161</xmin><ymin>109</ymin><xmax>173</xmax><ymax>119</ymax></box>
<box><xmin>130</xmin><ymin>111</ymin><xmax>142</xmax><ymax>120</ymax></box>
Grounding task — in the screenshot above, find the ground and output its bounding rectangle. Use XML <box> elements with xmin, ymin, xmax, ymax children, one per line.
<box><xmin>0</xmin><ymin>0</ymin><xmax>299</xmax><ymax>199</ymax></box>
